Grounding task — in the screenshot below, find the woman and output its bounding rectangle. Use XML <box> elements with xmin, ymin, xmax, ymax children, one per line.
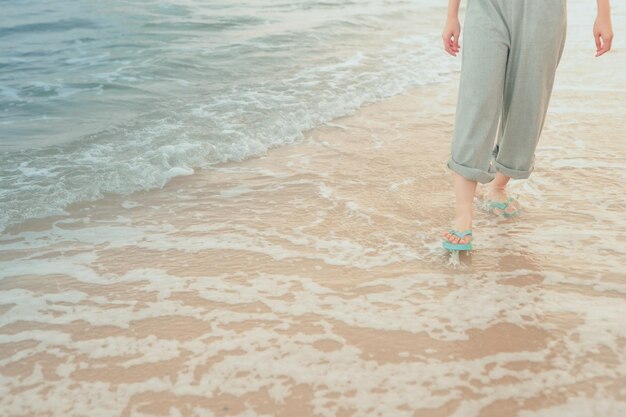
<box><xmin>441</xmin><ymin>0</ymin><xmax>614</xmax><ymax>252</ymax></box>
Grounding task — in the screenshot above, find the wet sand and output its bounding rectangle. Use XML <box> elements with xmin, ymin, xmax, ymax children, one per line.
<box><xmin>1</xmin><ymin>3</ymin><xmax>626</xmax><ymax>417</ymax></box>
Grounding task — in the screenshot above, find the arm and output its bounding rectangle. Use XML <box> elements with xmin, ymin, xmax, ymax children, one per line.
<box><xmin>594</xmin><ymin>0</ymin><xmax>613</xmax><ymax>57</ymax></box>
<box><xmin>442</xmin><ymin>0</ymin><xmax>462</xmax><ymax>56</ymax></box>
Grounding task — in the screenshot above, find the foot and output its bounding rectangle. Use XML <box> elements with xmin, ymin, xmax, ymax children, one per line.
<box><xmin>486</xmin><ymin>186</ymin><xmax>521</xmax><ymax>217</ymax></box>
<box><xmin>442</xmin><ymin>214</ymin><xmax>473</xmax><ymax>245</ymax></box>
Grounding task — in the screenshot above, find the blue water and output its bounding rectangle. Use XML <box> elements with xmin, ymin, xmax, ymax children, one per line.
<box><xmin>0</xmin><ymin>0</ymin><xmax>456</xmax><ymax>232</ymax></box>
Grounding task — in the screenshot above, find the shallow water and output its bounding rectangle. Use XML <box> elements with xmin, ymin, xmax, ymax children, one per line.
<box><xmin>2</xmin><ymin>80</ymin><xmax>625</xmax><ymax>415</ymax></box>
<box><xmin>0</xmin><ymin>0</ymin><xmax>455</xmax><ymax>233</ymax></box>
<box><xmin>1</xmin><ymin>0</ymin><xmax>626</xmax><ymax>416</ymax></box>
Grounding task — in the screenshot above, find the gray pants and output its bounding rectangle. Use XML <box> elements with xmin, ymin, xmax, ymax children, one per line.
<box><xmin>447</xmin><ymin>0</ymin><xmax>567</xmax><ymax>183</ymax></box>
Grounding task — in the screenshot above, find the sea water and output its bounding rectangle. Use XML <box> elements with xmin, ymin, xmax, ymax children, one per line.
<box><xmin>2</xmin><ymin>1</ymin><xmax>626</xmax><ymax>415</ymax></box>
<box><xmin>0</xmin><ymin>0</ymin><xmax>456</xmax><ymax>232</ymax></box>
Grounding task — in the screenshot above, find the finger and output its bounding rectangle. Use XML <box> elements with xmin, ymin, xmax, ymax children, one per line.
<box><xmin>596</xmin><ymin>35</ymin><xmax>611</xmax><ymax>56</ymax></box>
<box><xmin>451</xmin><ymin>40</ymin><xmax>459</xmax><ymax>52</ymax></box>
<box><xmin>453</xmin><ymin>32</ymin><xmax>461</xmax><ymax>50</ymax></box>
<box><xmin>451</xmin><ymin>42</ymin><xmax>458</xmax><ymax>55</ymax></box>
<box><xmin>450</xmin><ymin>35</ymin><xmax>460</xmax><ymax>52</ymax></box>
<box><xmin>597</xmin><ymin>42</ymin><xmax>610</xmax><ymax>56</ymax></box>
<box><xmin>594</xmin><ymin>33</ymin><xmax>602</xmax><ymax>52</ymax></box>
<box><xmin>444</xmin><ymin>38</ymin><xmax>456</xmax><ymax>56</ymax></box>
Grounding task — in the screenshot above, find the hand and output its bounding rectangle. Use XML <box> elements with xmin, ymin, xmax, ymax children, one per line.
<box><xmin>593</xmin><ymin>13</ymin><xmax>613</xmax><ymax>57</ymax></box>
<box><xmin>442</xmin><ymin>17</ymin><xmax>461</xmax><ymax>56</ymax></box>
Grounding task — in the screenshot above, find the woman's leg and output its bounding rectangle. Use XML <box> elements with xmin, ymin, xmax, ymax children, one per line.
<box><xmin>486</xmin><ymin>172</ymin><xmax>520</xmax><ymax>216</ymax></box>
<box><xmin>443</xmin><ymin>172</ymin><xmax>477</xmax><ymax>245</ymax></box>
<box><xmin>490</xmin><ymin>0</ymin><xmax>567</xmax><ymax>184</ymax></box>
<box><xmin>483</xmin><ymin>0</ymin><xmax>567</xmax><ymax>217</ymax></box>
<box><xmin>443</xmin><ymin>0</ymin><xmax>510</xmax><ymax>243</ymax></box>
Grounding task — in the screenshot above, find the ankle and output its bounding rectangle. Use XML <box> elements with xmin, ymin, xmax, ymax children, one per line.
<box><xmin>489</xmin><ymin>184</ymin><xmax>508</xmax><ymax>195</ymax></box>
<box><xmin>454</xmin><ymin>206</ymin><xmax>472</xmax><ymax>219</ymax></box>
<box><xmin>491</xmin><ymin>173</ymin><xmax>511</xmax><ymax>190</ymax></box>
<box><xmin>454</xmin><ymin>212</ymin><xmax>473</xmax><ymax>229</ymax></box>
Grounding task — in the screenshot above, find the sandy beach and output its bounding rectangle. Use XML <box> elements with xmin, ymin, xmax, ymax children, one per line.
<box><xmin>1</xmin><ymin>1</ymin><xmax>626</xmax><ymax>416</ymax></box>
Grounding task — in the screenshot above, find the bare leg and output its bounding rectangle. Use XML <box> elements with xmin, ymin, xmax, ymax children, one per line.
<box><xmin>486</xmin><ymin>172</ymin><xmax>521</xmax><ymax>216</ymax></box>
<box><xmin>442</xmin><ymin>172</ymin><xmax>476</xmax><ymax>245</ymax></box>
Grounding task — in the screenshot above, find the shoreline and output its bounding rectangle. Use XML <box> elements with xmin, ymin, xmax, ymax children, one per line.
<box><xmin>0</xmin><ymin>75</ymin><xmax>458</xmax><ymax>237</ymax></box>
<box><xmin>2</xmin><ymin>3</ymin><xmax>626</xmax><ymax>415</ymax></box>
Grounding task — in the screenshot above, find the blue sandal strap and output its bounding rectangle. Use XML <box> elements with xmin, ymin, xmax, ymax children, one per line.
<box><xmin>443</xmin><ymin>241</ymin><xmax>473</xmax><ymax>251</ymax></box>
<box><xmin>448</xmin><ymin>229</ymin><xmax>472</xmax><ymax>238</ymax></box>
<box><xmin>489</xmin><ymin>200</ymin><xmax>510</xmax><ymax>210</ymax></box>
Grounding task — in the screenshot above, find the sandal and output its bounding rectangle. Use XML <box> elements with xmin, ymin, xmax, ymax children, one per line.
<box><xmin>442</xmin><ymin>229</ymin><xmax>473</xmax><ymax>251</ymax></box>
<box><xmin>486</xmin><ymin>196</ymin><xmax>522</xmax><ymax>218</ymax></box>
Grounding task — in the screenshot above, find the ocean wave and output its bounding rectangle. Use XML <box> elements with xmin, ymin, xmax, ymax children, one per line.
<box><xmin>0</xmin><ymin>18</ymin><xmax>97</xmax><ymax>38</ymax></box>
<box><xmin>0</xmin><ymin>1</ymin><xmax>460</xmax><ymax>233</ymax></box>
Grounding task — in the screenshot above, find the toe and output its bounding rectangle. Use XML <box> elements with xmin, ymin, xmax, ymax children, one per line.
<box><xmin>506</xmin><ymin>201</ymin><xmax>521</xmax><ymax>214</ymax></box>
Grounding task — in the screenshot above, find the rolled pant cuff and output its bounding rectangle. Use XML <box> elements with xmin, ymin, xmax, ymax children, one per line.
<box><xmin>493</xmin><ymin>159</ymin><xmax>532</xmax><ymax>179</ymax></box>
<box><xmin>447</xmin><ymin>158</ymin><xmax>495</xmax><ymax>184</ymax></box>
